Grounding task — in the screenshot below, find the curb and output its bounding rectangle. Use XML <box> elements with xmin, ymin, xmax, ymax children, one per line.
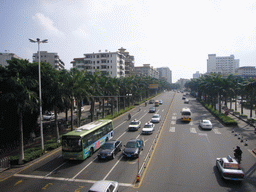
<box><xmin>252</xmin><ymin>148</ymin><xmax>256</xmax><ymax>155</ymax></box>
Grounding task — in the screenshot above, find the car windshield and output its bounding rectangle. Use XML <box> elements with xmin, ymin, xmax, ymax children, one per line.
<box><xmin>150</xmin><ymin>107</ymin><xmax>155</xmax><ymax>110</ymax></box>
<box><xmin>101</xmin><ymin>143</ymin><xmax>114</xmax><ymax>149</ymax></box>
<box><xmin>182</xmin><ymin>112</ymin><xmax>191</xmax><ymax>115</ymax></box>
<box><xmin>126</xmin><ymin>142</ymin><xmax>137</xmax><ymax>148</ymax></box>
<box><xmin>152</xmin><ymin>115</ymin><xmax>159</xmax><ymax>118</ymax></box>
<box><xmin>224</xmin><ymin>163</ymin><xmax>241</xmax><ymax>170</ymax></box>
<box><xmin>144</xmin><ymin>124</ymin><xmax>152</xmax><ymax>128</ymax></box>
<box><xmin>203</xmin><ymin>120</ymin><xmax>210</xmax><ymax>124</ymax></box>
<box><xmin>130</xmin><ymin>121</ymin><xmax>139</xmax><ymax>125</ymax></box>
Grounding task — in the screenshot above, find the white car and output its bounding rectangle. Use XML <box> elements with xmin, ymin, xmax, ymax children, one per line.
<box><xmin>128</xmin><ymin>119</ymin><xmax>141</xmax><ymax>131</ymax></box>
<box><xmin>184</xmin><ymin>99</ymin><xmax>189</xmax><ymax>104</ymax></box>
<box><xmin>43</xmin><ymin>112</ymin><xmax>54</xmax><ymax>120</ymax></box>
<box><xmin>142</xmin><ymin>122</ymin><xmax>155</xmax><ymax>135</ymax></box>
<box><xmin>216</xmin><ymin>155</ymin><xmax>244</xmax><ymax>181</ymax></box>
<box><xmin>199</xmin><ymin>119</ymin><xmax>212</xmax><ymax>129</ymax></box>
<box><xmin>88</xmin><ymin>180</ymin><xmax>119</xmax><ymax>192</ymax></box>
<box><xmin>74</xmin><ymin>107</ymin><xmax>84</xmax><ymax>113</ymax></box>
<box><xmin>151</xmin><ymin>114</ymin><xmax>161</xmax><ymax>123</ymax></box>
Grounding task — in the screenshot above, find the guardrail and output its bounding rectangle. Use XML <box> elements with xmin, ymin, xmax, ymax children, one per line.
<box><xmin>0</xmin><ymin>157</ymin><xmax>10</xmax><ymax>172</ymax></box>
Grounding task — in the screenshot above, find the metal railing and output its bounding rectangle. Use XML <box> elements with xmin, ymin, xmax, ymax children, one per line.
<box><xmin>0</xmin><ymin>157</ymin><xmax>10</xmax><ymax>172</ymax></box>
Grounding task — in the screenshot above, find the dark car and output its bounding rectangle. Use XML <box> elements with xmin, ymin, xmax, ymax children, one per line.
<box><xmin>98</xmin><ymin>140</ymin><xmax>122</xmax><ymax>160</ymax></box>
<box><xmin>149</xmin><ymin>99</ymin><xmax>155</xmax><ymax>104</ymax></box>
<box><xmin>149</xmin><ymin>107</ymin><xmax>156</xmax><ymax>113</ymax></box>
<box><xmin>123</xmin><ymin>139</ymin><xmax>144</xmax><ymax>158</ymax></box>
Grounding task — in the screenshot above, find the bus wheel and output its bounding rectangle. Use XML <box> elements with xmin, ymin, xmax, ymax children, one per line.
<box><xmin>106</xmin><ymin>137</ymin><xmax>109</xmax><ymax>142</ymax></box>
<box><xmin>90</xmin><ymin>148</ymin><xmax>94</xmax><ymax>157</ymax></box>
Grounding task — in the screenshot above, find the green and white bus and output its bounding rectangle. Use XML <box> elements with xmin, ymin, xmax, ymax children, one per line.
<box><xmin>62</xmin><ymin>119</ymin><xmax>114</xmax><ymax>160</ymax></box>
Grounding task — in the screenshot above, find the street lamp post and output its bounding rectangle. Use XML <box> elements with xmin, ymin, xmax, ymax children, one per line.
<box><xmin>29</xmin><ymin>38</ymin><xmax>48</xmax><ymax>152</ymax></box>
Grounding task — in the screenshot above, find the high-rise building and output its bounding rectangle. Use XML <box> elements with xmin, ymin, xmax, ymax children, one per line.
<box><xmin>71</xmin><ymin>50</ymin><xmax>126</xmax><ymax>78</ymax></box>
<box><xmin>157</xmin><ymin>67</ymin><xmax>172</xmax><ymax>84</ymax></box>
<box><xmin>207</xmin><ymin>54</ymin><xmax>239</xmax><ymax>75</ymax></box>
<box><xmin>0</xmin><ymin>52</ymin><xmax>22</xmax><ymax>67</ymax></box>
<box><xmin>33</xmin><ymin>51</ymin><xmax>65</xmax><ymax>70</ymax></box>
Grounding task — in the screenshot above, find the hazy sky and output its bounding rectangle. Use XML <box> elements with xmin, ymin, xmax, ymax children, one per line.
<box><xmin>1</xmin><ymin>0</ymin><xmax>256</xmax><ymax>82</ymax></box>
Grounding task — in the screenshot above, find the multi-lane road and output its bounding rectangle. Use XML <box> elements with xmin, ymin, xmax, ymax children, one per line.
<box><xmin>1</xmin><ymin>91</ymin><xmax>256</xmax><ymax>191</ymax></box>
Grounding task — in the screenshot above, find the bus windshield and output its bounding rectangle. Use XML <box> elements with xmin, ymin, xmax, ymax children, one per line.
<box><xmin>62</xmin><ymin>136</ymin><xmax>82</xmax><ymax>152</ymax></box>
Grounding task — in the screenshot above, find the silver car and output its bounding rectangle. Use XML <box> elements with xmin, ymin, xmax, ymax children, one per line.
<box><xmin>88</xmin><ymin>180</ymin><xmax>119</xmax><ymax>192</ymax></box>
<box><xmin>216</xmin><ymin>155</ymin><xmax>244</xmax><ymax>181</ymax></box>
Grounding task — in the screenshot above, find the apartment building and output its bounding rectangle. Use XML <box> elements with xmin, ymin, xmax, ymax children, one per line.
<box><xmin>235</xmin><ymin>66</ymin><xmax>256</xmax><ymax>79</ymax></box>
<box><xmin>0</xmin><ymin>52</ymin><xmax>23</xmax><ymax>67</ymax></box>
<box><xmin>157</xmin><ymin>67</ymin><xmax>172</xmax><ymax>84</ymax></box>
<box><xmin>134</xmin><ymin>64</ymin><xmax>159</xmax><ymax>79</ymax></box>
<box><xmin>118</xmin><ymin>47</ymin><xmax>134</xmax><ymax>77</ymax></box>
<box><xmin>33</xmin><ymin>51</ymin><xmax>65</xmax><ymax>70</ymax></box>
<box><xmin>193</xmin><ymin>71</ymin><xmax>202</xmax><ymax>79</ymax></box>
<box><xmin>207</xmin><ymin>54</ymin><xmax>239</xmax><ymax>75</ymax></box>
<box><xmin>71</xmin><ymin>50</ymin><xmax>126</xmax><ymax>78</ymax></box>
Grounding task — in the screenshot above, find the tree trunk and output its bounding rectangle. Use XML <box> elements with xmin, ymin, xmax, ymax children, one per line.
<box><xmin>18</xmin><ymin>111</ymin><xmax>24</xmax><ymax>165</ymax></box>
<box><xmin>102</xmin><ymin>98</ymin><xmax>105</xmax><ymax>118</ymax></box>
<box><xmin>54</xmin><ymin>107</ymin><xmax>60</xmax><ymax>146</ymax></box>
<box><xmin>71</xmin><ymin>98</ymin><xmax>74</xmax><ymax>131</ymax></box>
<box><xmin>90</xmin><ymin>98</ymin><xmax>95</xmax><ymax>122</ymax></box>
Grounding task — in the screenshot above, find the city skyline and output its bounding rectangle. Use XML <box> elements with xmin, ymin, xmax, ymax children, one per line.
<box><xmin>1</xmin><ymin>0</ymin><xmax>256</xmax><ymax>83</ymax></box>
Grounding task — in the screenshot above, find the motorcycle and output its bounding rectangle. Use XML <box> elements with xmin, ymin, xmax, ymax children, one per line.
<box><xmin>234</xmin><ymin>153</ymin><xmax>242</xmax><ymax>164</ymax></box>
<box><xmin>128</xmin><ymin>113</ymin><xmax>131</xmax><ymax>120</ymax></box>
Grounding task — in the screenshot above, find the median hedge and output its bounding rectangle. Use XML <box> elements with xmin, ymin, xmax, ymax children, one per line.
<box><xmin>201</xmin><ymin>102</ymin><xmax>237</xmax><ymax>126</ymax></box>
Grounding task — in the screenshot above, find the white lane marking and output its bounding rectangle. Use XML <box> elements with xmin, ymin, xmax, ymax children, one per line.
<box><xmin>173</xmin><ymin>113</ymin><xmax>177</xmax><ymax>115</ymax></box>
<box><xmin>116</xmin><ymin>131</ymin><xmax>126</xmax><ymax>141</ymax></box>
<box><xmin>162</xmin><ymin>109</ymin><xmax>164</xmax><ymax>112</ymax></box>
<box><xmin>171</xmin><ymin>121</ymin><xmax>176</xmax><ymax>125</ymax></box>
<box><xmin>190</xmin><ymin>121</ymin><xmax>194</xmax><ymax>125</ymax></box>
<box><xmin>190</xmin><ymin>128</ymin><xmax>197</xmax><ymax>133</ymax></box>
<box><xmin>169</xmin><ymin>127</ymin><xmax>175</xmax><ymax>132</ymax></box>
<box><xmin>45</xmin><ymin>162</ymin><xmax>67</xmax><ymax>177</ymax></box>
<box><xmin>172</xmin><ymin>116</ymin><xmax>176</xmax><ymax>120</ymax></box>
<box><xmin>14</xmin><ymin>174</ymin><xmax>133</xmax><ymax>187</ymax></box>
<box><xmin>114</xmin><ymin>120</ymin><xmax>127</xmax><ymax>130</ymax></box>
<box><xmin>72</xmin><ymin>157</ymin><xmax>96</xmax><ymax>179</ymax></box>
<box><xmin>213</xmin><ymin>129</ymin><xmax>221</xmax><ymax>134</ymax></box>
<box><xmin>198</xmin><ymin>133</ymin><xmax>210</xmax><ymax>143</ymax></box>
<box><xmin>103</xmin><ymin>156</ymin><xmax>123</xmax><ymax>180</ymax></box>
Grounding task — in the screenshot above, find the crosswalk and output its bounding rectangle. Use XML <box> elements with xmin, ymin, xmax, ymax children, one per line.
<box><xmin>169</xmin><ymin>114</ymin><xmax>221</xmax><ymax>135</ymax></box>
<box><xmin>168</xmin><ymin>126</ymin><xmax>221</xmax><ymax>135</ymax></box>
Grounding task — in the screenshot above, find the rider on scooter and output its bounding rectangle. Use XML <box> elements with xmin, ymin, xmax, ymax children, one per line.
<box><xmin>234</xmin><ymin>146</ymin><xmax>242</xmax><ymax>160</ymax></box>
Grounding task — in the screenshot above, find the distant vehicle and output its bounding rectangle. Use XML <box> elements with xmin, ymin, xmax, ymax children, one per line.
<box><xmin>181</xmin><ymin>108</ymin><xmax>192</xmax><ymax>122</ymax></box>
<box><xmin>216</xmin><ymin>155</ymin><xmax>244</xmax><ymax>181</ymax></box>
<box><xmin>159</xmin><ymin>100</ymin><xmax>163</xmax><ymax>105</ymax></box>
<box><xmin>182</xmin><ymin>96</ymin><xmax>186</xmax><ymax>100</ymax></box>
<box><xmin>199</xmin><ymin>120</ymin><xmax>212</xmax><ymax>129</ymax></box>
<box><xmin>184</xmin><ymin>99</ymin><xmax>189</xmax><ymax>104</ymax></box>
<box><xmin>123</xmin><ymin>138</ymin><xmax>144</xmax><ymax>158</ymax></box>
<box><xmin>149</xmin><ymin>99</ymin><xmax>155</xmax><ymax>104</ymax></box>
<box><xmin>43</xmin><ymin>112</ymin><xmax>54</xmax><ymax>120</ymax></box>
<box><xmin>97</xmin><ymin>140</ymin><xmax>122</xmax><ymax>160</ymax></box>
<box><xmin>88</xmin><ymin>180</ymin><xmax>119</xmax><ymax>192</ymax></box>
<box><xmin>74</xmin><ymin>107</ymin><xmax>84</xmax><ymax>113</ymax></box>
<box><xmin>151</xmin><ymin>114</ymin><xmax>161</xmax><ymax>123</ymax></box>
<box><xmin>62</xmin><ymin>119</ymin><xmax>114</xmax><ymax>160</ymax></box>
<box><xmin>128</xmin><ymin>119</ymin><xmax>141</xmax><ymax>131</ymax></box>
<box><xmin>155</xmin><ymin>100</ymin><xmax>159</xmax><ymax>107</ymax></box>
<box><xmin>142</xmin><ymin>122</ymin><xmax>155</xmax><ymax>134</ymax></box>
<box><xmin>149</xmin><ymin>107</ymin><xmax>156</xmax><ymax>113</ymax></box>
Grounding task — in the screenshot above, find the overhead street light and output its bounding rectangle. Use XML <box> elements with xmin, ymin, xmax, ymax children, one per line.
<box><xmin>29</xmin><ymin>38</ymin><xmax>48</xmax><ymax>152</ymax></box>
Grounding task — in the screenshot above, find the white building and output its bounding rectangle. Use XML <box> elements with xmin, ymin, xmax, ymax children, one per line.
<box><xmin>157</xmin><ymin>67</ymin><xmax>172</xmax><ymax>84</ymax></box>
<box><xmin>33</xmin><ymin>51</ymin><xmax>65</xmax><ymax>70</ymax></box>
<box><xmin>134</xmin><ymin>64</ymin><xmax>159</xmax><ymax>79</ymax></box>
<box><xmin>118</xmin><ymin>47</ymin><xmax>135</xmax><ymax>77</ymax></box>
<box><xmin>0</xmin><ymin>52</ymin><xmax>22</xmax><ymax>67</ymax></box>
<box><xmin>193</xmin><ymin>71</ymin><xmax>202</xmax><ymax>79</ymax></box>
<box><xmin>71</xmin><ymin>50</ymin><xmax>126</xmax><ymax>78</ymax></box>
<box><xmin>207</xmin><ymin>54</ymin><xmax>239</xmax><ymax>75</ymax></box>
<box><xmin>235</xmin><ymin>66</ymin><xmax>256</xmax><ymax>79</ymax></box>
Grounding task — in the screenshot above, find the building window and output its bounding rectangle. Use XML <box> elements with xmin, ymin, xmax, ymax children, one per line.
<box><xmin>97</xmin><ymin>61</ymin><xmax>100</xmax><ymax>64</ymax></box>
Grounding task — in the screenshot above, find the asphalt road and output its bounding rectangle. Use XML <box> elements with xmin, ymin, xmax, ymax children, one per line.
<box><xmin>1</xmin><ymin>91</ymin><xmax>256</xmax><ymax>192</ymax></box>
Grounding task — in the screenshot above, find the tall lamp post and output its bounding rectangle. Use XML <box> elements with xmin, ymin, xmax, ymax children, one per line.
<box><xmin>29</xmin><ymin>38</ymin><xmax>48</xmax><ymax>152</ymax></box>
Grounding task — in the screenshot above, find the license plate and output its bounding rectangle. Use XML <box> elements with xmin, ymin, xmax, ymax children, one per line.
<box><xmin>127</xmin><ymin>155</ymin><xmax>131</xmax><ymax>157</ymax></box>
<box><xmin>101</xmin><ymin>156</ymin><xmax>105</xmax><ymax>158</ymax></box>
<box><xmin>231</xmin><ymin>178</ymin><xmax>237</xmax><ymax>180</ymax></box>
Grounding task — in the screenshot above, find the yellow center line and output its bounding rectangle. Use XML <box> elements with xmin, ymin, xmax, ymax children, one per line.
<box><xmin>133</xmin><ymin>92</ymin><xmax>176</xmax><ymax>188</ymax></box>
